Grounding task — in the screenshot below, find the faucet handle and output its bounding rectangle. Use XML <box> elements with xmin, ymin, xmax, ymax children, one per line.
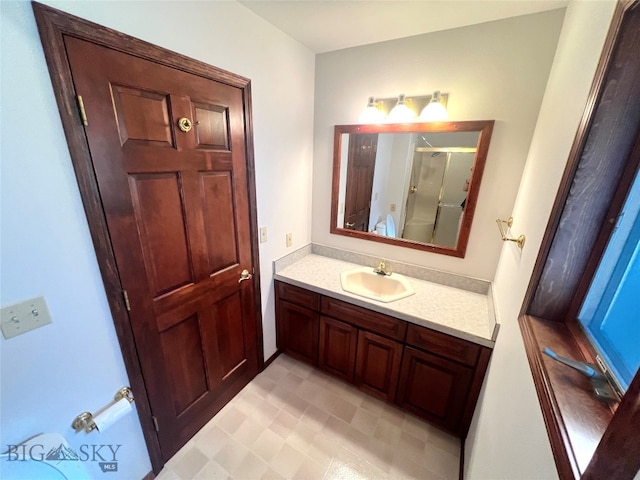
<box><xmin>374</xmin><ymin>260</ymin><xmax>391</xmax><ymax>276</ymax></box>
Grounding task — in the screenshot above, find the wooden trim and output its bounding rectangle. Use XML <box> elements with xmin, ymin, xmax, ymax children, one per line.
<box><xmin>566</xmin><ymin>129</ymin><xmax>640</xmax><ymax>320</ymax></box>
<box><xmin>519</xmin><ymin>315</ymin><xmax>615</xmax><ymax>479</ymax></box>
<box><xmin>519</xmin><ymin>1</ymin><xmax>630</xmax><ymax>319</ymax></box>
<box><xmin>141</xmin><ymin>471</ymin><xmax>155</xmax><ymax>480</ymax></box>
<box><xmin>583</xmin><ymin>368</ymin><xmax>640</xmax><ymax>480</ymax></box>
<box><xmin>528</xmin><ymin>0</ymin><xmax>640</xmax><ymax>321</ymax></box>
<box><xmin>458</xmin><ymin>348</ymin><xmax>491</xmax><ymax>438</ymax></box>
<box><xmin>242</xmin><ymin>81</ymin><xmax>266</xmax><ymax>371</ymax></box>
<box><xmin>31</xmin><ymin>2</ymin><xmax>262</xmax><ymax>473</ymax></box>
<box><xmin>263</xmin><ymin>350</ymin><xmax>282</xmax><ymax>370</ymax></box>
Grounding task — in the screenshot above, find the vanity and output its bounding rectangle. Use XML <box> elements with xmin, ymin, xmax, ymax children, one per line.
<box><xmin>274</xmin><ymin>247</ymin><xmax>498</xmax><ymax>438</ymax></box>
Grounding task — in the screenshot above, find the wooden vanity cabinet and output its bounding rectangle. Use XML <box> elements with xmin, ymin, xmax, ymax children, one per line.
<box><xmin>318</xmin><ymin>316</ymin><xmax>357</xmax><ymax>382</ymax></box>
<box><xmin>396</xmin><ymin>346</ymin><xmax>474</xmax><ymax>432</ymax></box>
<box><xmin>274</xmin><ymin>280</ymin><xmax>492</xmax><ymax>437</ymax></box>
<box><xmin>396</xmin><ymin>323</ymin><xmax>486</xmax><ymax>434</ymax></box>
<box><xmin>354</xmin><ymin>330</ymin><xmax>402</xmax><ymax>402</ymax></box>
<box><xmin>275</xmin><ymin>282</ymin><xmax>320</xmax><ymax>365</ymax></box>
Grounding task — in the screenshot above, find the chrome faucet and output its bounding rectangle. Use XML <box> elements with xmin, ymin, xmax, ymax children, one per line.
<box><xmin>373</xmin><ymin>260</ymin><xmax>392</xmax><ymax>276</ymax></box>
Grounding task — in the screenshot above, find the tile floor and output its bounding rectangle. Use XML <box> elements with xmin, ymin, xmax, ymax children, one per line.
<box><xmin>156</xmin><ymin>354</ymin><xmax>461</xmax><ymax>480</ymax></box>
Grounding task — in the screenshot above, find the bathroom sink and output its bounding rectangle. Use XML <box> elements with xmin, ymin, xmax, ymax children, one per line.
<box><xmin>340</xmin><ymin>267</ymin><xmax>415</xmax><ymax>303</ymax></box>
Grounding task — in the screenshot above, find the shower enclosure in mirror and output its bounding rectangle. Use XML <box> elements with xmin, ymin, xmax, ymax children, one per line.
<box><xmin>331</xmin><ymin>121</ymin><xmax>494</xmax><ymax>257</ymax></box>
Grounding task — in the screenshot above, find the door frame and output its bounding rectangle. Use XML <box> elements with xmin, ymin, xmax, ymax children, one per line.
<box><xmin>32</xmin><ymin>2</ymin><xmax>264</xmax><ymax>473</ymax></box>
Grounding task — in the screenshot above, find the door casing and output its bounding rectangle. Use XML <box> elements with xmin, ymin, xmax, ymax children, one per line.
<box><xmin>32</xmin><ymin>2</ymin><xmax>264</xmax><ymax>473</ymax></box>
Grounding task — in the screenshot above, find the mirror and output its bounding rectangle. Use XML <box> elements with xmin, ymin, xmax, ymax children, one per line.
<box><xmin>331</xmin><ymin>121</ymin><xmax>494</xmax><ymax>257</ymax></box>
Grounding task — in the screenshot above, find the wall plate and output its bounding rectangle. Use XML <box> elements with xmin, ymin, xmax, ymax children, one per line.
<box><xmin>1</xmin><ymin>296</ymin><xmax>52</xmax><ymax>339</ymax></box>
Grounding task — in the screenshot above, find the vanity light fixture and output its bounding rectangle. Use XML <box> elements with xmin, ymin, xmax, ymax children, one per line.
<box><xmin>387</xmin><ymin>94</ymin><xmax>416</xmax><ymax>123</ymax></box>
<box><xmin>359</xmin><ymin>96</ymin><xmax>386</xmax><ymax>123</ymax></box>
<box><xmin>419</xmin><ymin>90</ymin><xmax>448</xmax><ymax>121</ymax></box>
<box><xmin>358</xmin><ymin>92</ymin><xmax>449</xmax><ymax>124</ymax></box>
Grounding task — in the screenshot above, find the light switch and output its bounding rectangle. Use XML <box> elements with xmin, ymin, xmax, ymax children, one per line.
<box><xmin>259</xmin><ymin>226</ymin><xmax>268</xmax><ymax>243</ymax></box>
<box><xmin>1</xmin><ymin>296</ymin><xmax>52</xmax><ymax>339</ymax></box>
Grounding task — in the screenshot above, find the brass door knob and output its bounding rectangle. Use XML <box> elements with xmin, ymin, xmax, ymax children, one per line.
<box><xmin>238</xmin><ymin>269</ymin><xmax>253</xmax><ymax>283</ymax></box>
<box><xmin>177</xmin><ymin>117</ymin><xmax>193</xmax><ymax>133</ymax></box>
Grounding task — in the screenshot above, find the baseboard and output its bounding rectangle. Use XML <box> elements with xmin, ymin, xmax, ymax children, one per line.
<box><xmin>459</xmin><ymin>438</ymin><xmax>465</xmax><ymax>480</ymax></box>
<box><xmin>262</xmin><ymin>349</ymin><xmax>282</xmax><ymax>370</ymax></box>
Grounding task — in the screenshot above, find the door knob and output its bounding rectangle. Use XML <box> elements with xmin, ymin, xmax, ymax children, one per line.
<box><xmin>345</xmin><ymin>222</ymin><xmax>355</xmax><ymax>228</ymax></box>
<box><xmin>238</xmin><ymin>269</ymin><xmax>253</xmax><ymax>283</ymax></box>
<box><xmin>177</xmin><ymin>117</ymin><xmax>193</xmax><ymax>133</ymax></box>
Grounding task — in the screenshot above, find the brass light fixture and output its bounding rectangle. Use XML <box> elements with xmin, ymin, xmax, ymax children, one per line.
<box><xmin>359</xmin><ymin>92</ymin><xmax>449</xmax><ymax>124</ymax></box>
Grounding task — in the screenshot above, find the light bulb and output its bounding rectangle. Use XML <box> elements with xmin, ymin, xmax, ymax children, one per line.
<box><xmin>388</xmin><ymin>94</ymin><xmax>416</xmax><ymax>123</ymax></box>
<box><xmin>419</xmin><ymin>91</ymin><xmax>448</xmax><ymax>121</ymax></box>
<box><xmin>359</xmin><ymin>96</ymin><xmax>386</xmax><ymax>123</ymax></box>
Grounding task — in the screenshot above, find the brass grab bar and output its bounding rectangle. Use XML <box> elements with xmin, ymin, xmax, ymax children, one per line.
<box><xmin>496</xmin><ymin>217</ymin><xmax>526</xmax><ymax>250</ymax></box>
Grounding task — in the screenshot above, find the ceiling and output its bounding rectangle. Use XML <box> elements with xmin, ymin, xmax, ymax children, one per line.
<box><xmin>239</xmin><ymin>0</ymin><xmax>569</xmax><ymax>53</ymax></box>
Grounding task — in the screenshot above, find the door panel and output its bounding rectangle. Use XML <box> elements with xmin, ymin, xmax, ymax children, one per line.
<box><xmin>111</xmin><ymin>85</ymin><xmax>174</xmax><ymax>147</ymax></box>
<box><xmin>63</xmin><ymin>35</ymin><xmax>259</xmax><ymax>459</ymax></box>
<box><xmin>200</xmin><ymin>172</ymin><xmax>239</xmax><ymax>272</ymax></box>
<box><xmin>354</xmin><ymin>330</ymin><xmax>402</xmax><ymax>402</ymax></box>
<box><xmin>277</xmin><ymin>300</ymin><xmax>319</xmax><ymax>365</ymax></box>
<box><xmin>194</xmin><ymin>102</ymin><xmax>230</xmax><ymax>150</ymax></box>
<box><xmin>160</xmin><ymin>314</ymin><xmax>209</xmax><ymax>416</ymax></box>
<box><xmin>318</xmin><ymin>316</ymin><xmax>357</xmax><ymax>382</ymax></box>
<box><xmin>397</xmin><ymin>347</ymin><xmax>473</xmax><ymax>432</ymax></box>
<box><xmin>128</xmin><ymin>173</ymin><xmax>193</xmax><ymax>295</ymax></box>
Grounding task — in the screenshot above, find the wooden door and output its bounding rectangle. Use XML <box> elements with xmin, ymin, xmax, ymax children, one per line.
<box><xmin>354</xmin><ymin>331</ymin><xmax>402</xmax><ymax>402</ymax></box>
<box><xmin>64</xmin><ymin>37</ymin><xmax>259</xmax><ymax>459</ymax></box>
<box><xmin>344</xmin><ymin>134</ymin><xmax>378</xmax><ymax>231</ymax></box>
<box><xmin>276</xmin><ymin>300</ymin><xmax>319</xmax><ymax>365</ymax></box>
<box><xmin>396</xmin><ymin>347</ymin><xmax>473</xmax><ymax>433</ymax></box>
<box><xmin>318</xmin><ymin>316</ymin><xmax>357</xmax><ymax>382</ymax></box>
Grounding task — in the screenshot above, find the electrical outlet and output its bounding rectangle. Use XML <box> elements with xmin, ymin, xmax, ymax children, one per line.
<box><xmin>286</xmin><ymin>232</ymin><xmax>293</xmax><ymax>247</ymax></box>
<box><xmin>1</xmin><ymin>296</ymin><xmax>52</xmax><ymax>339</ymax></box>
<box><xmin>390</xmin><ymin>203</ymin><xmax>396</xmax><ymax>212</ymax></box>
<box><xmin>259</xmin><ymin>226</ymin><xmax>268</xmax><ymax>243</ymax></box>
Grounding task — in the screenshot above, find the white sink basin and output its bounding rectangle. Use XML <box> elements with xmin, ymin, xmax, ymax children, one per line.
<box><xmin>340</xmin><ymin>267</ymin><xmax>415</xmax><ymax>303</ymax></box>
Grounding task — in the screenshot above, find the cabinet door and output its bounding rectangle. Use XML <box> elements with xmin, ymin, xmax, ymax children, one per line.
<box><xmin>318</xmin><ymin>316</ymin><xmax>357</xmax><ymax>382</ymax></box>
<box><xmin>276</xmin><ymin>299</ymin><xmax>319</xmax><ymax>365</ymax></box>
<box><xmin>396</xmin><ymin>346</ymin><xmax>473</xmax><ymax>434</ymax></box>
<box><xmin>355</xmin><ymin>330</ymin><xmax>402</xmax><ymax>402</ymax></box>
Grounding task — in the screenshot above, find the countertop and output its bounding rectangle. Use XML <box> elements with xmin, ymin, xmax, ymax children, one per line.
<box><xmin>274</xmin><ymin>253</ymin><xmax>498</xmax><ymax>348</ymax></box>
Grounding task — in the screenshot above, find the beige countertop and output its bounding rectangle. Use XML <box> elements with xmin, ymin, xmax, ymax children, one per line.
<box><xmin>274</xmin><ymin>253</ymin><xmax>498</xmax><ymax>348</ymax></box>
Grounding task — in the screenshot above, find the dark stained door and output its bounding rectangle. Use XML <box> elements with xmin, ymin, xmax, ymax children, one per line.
<box><xmin>64</xmin><ymin>37</ymin><xmax>259</xmax><ymax>459</ymax></box>
<box><xmin>344</xmin><ymin>134</ymin><xmax>378</xmax><ymax>231</ymax></box>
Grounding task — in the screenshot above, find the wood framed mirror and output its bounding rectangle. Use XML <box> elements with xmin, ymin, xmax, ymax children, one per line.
<box><xmin>331</xmin><ymin>120</ymin><xmax>494</xmax><ymax>258</ymax></box>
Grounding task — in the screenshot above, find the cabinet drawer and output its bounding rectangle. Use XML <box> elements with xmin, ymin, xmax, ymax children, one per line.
<box><xmin>406</xmin><ymin>324</ymin><xmax>480</xmax><ymax>367</ymax></box>
<box><xmin>276</xmin><ymin>281</ymin><xmax>320</xmax><ymax>310</ymax></box>
<box><xmin>321</xmin><ymin>296</ymin><xmax>407</xmax><ymax>341</ymax></box>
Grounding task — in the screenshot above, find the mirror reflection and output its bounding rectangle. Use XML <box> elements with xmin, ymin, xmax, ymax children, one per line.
<box><xmin>331</xmin><ymin>121</ymin><xmax>494</xmax><ymax>257</ymax></box>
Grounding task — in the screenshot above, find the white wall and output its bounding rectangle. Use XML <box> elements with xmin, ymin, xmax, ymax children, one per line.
<box><xmin>0</xmin><ymin>0</ymin><xmax>314</xmax><ymax>477</ymax></box>
<box><xmin>464</xmin><ymin>1</ymin><xmax>617</xmax><ymax>478</ymax></box>
<box><xmin>312</xmin><ymin>10</ymin><xmax>565</xmax><ymax>281</ymax></box>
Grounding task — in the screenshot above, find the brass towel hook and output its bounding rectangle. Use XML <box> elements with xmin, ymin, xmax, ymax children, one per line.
<box><xmin>496</xmin><ymin>217</ymin><xmax>526</xmax><ymax>249</ymax></box>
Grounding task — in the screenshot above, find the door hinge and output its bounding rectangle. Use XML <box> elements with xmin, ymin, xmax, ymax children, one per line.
<box><xmin>152</xmin><ymin>416</ymin><xmax>159</xmax><ymax>432</ymax></box>
<box><xmin>76</xmin><ymin>95</ymin><xmax>88</xmax><ymax>126</ymax></box>
<box><xmin>123</xmin><ymin>290</ymin><xmax>131</xmax><ymax>311</ymax></box>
